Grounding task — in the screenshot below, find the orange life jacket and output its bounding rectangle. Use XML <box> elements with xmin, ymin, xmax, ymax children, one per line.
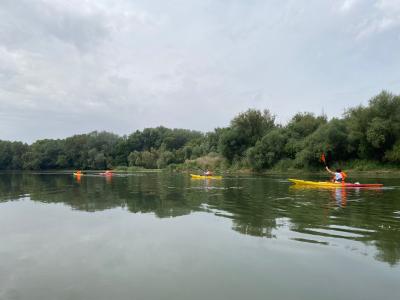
<box><xmin>332</xmin><ymin>171</ymin><xmax>347</xmax><ymax>182</ymax></box>
<box><xmin>341</xmin><ymin>172</ymin><xmax>347</xmax><ymax>181</ymax></box>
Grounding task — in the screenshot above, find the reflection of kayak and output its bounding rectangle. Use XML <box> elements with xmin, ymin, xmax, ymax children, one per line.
<box><xmin>100</xmin><ymin>172</ymin><xmax>113</xmax><ymax>176</ymax></box>
<box><xmin>288</xmin><ymin>179</ymin><xmax>383</xmax><ymax>188</ymax></box>
<box><xmin>190</xmin><ymin>174</ymin><xmax>222</xmax><ymax>180</ymax></box>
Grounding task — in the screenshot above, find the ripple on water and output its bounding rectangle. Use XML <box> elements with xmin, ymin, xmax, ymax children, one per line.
<box><xmin>186</xmin><ymin>186</ymin><xmax>243</xmax><ymax>190</ymax></box>
<box><xmin>291</xmin><ymin>238</ymin><xmax>329</xmax><ymax>245</ymax></box>
<box><xmin>301</xmin><ymin>227</ymin><xmax>367</xmax><ymax>239</ymax></box>
<box><xmin>327</xmin><ymin>225</ymin><xmax>376</xmax><ymax>233</ymax></box>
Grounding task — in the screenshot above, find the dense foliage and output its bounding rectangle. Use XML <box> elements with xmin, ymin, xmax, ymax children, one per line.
<box><xmin>0</xmin><ymin>91</ymin><xmax>399</xmax><ymax>170</ymax></box>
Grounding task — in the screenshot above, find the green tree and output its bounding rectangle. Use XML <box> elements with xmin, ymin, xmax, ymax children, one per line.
<box><xmin>284</xmin><ymin>113</ymin><xmax>327</xmax><ymax>159</ymax></box>
<box><xmin>157</xmin><ymin>151</ymin><xmax>175</xmax><ymax>168</ymax></box>
<box><xmin>345</xmin><ymin>91</ymin><xmax>400</xmax><ymax>160</ymax></box>
<box><xmin>246</xmin><ymin>128</ymin><xmax>287</xmax><ymax>170</ymax></box>
<box><xmin>295</xmin><ymin>119</ymin><xmax>349</xmax><ymax>167</ymax></box>
<box><xmin>219</xmin><ymin>109</ymin><xmax>276</xmax><ymax>162</ymax></box>
<box><xmin>140</xmin><ymin>150</ymin><xmax>158</xmax><ymax>169</ymax></box>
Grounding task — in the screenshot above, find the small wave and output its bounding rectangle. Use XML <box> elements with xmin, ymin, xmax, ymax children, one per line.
<box><xmin>327</xmin><ymin>225</ymin><xmax>376</xmax><ymax>233</ymax></box>
<box><xmin>303</xmin><ymin>227</ymin><xmax>366</xmax><ymax>239</ymax></box>
<box><xmin>291</xmin><ymin>238</ymin><xmax>329</xmax><ymax>245</ymax></box>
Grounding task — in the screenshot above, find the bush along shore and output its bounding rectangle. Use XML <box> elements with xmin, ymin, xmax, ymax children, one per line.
<box><xmin>1</xmin><ymin>91</ymin><xmax>400</xmax><ymax>173</ymax></box>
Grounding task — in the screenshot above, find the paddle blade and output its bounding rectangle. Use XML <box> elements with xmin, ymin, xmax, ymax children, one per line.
<box><xmin>320</xmin><ymin>153</ymin><xmax>326</xmax><ymax>164</ymax></box>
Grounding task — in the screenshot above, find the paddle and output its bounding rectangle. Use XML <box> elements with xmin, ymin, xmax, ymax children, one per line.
<box><xmin>196</xmin><ymin>166</ymin><xmax>212</xmax><ymax>176</ymax></box>
<box><xmin>320</xmin><ymin>153</ymin><xmax>327</xmax><ymax>167</ymax></box>
<box><xmin>195</xmin><ymin>166</ymin><xmax>206</xmax><ymax>173</ymax></box>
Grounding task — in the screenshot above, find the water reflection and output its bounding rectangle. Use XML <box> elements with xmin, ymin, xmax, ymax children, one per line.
<box><xmin>0</xmin><ymin>172</ymin><xmax>399</xmax><ymax>266</ymax></box>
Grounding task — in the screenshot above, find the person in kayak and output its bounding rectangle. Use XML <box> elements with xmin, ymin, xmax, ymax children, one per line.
<box><xmin>203</xmin><ymin>169</ymin><xmax>213</xmax><ymax>176</ymax></box>
<box><xmin>325</xmin><ymin>166</ymin><xmax>347</xmax><ymax>183</ymax></box>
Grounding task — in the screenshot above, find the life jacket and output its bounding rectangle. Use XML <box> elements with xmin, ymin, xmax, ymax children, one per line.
<box><xmin>333</xmin><ymin>171</ymin><xmax>347</xmax><ymax>183</ymax></box>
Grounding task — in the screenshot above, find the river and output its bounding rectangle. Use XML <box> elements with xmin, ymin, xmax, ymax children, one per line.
<box><xmin>0</xmin><ymin>172</ymin><xmax>399</xmax><ymax>300</ymax></box>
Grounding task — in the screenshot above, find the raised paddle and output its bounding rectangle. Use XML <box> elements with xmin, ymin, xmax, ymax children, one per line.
<box><xmin>320</xmin><ymin>153</ymin><xmax>327</xmax><ymax>166</ymax></box>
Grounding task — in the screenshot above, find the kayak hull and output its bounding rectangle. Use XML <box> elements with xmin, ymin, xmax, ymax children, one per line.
<box><xmin>289</xmin><ymin>179</ymin><xmax>383</xmax><ymax>188</ymax></box>
<box><xmin>190</xmin><ymin>174</ymin><xmax>222</xmax><ymax>180</ymax></box>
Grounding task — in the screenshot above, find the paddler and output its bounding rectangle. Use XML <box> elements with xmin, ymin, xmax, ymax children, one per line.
<box><xmin>203</xmin><ymin>169</ymin><xmax>213</xmax><ymax>176</ymax></box>
<box><xmin>325</xmin><ymin>166</ymin><xmax>347</xmax><ymax>183</ymax></box>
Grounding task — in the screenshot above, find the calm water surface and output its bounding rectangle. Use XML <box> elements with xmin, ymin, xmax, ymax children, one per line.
<box><xmin>0</xmin><ymin>172</ymin><xmax>399</xmax><ymax>300</ymax></box>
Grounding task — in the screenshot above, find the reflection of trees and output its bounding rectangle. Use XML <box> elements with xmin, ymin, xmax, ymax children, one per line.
<box><xmin>0</xmin><ymin>173</ymin><xmax>200</xmax><ymax>217</ymax></box>
<box><xmin>0</xmin><ymin>172</ymin><xmax>32</xmax><ymax>202</ymax></box>
<box><xmin>217</xmin><ymin>180</ymin><xmax>279</xmax><ymax>238</ymax></box>
<box><xmin>0</xmin><ymin>173</ymin><xmax>399</xmax><ymax>266</ymax></box>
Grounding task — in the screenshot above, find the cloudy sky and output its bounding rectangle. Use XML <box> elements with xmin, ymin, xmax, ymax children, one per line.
<box><xmin>0</xmin><ymin>0</ymin><xmax>399</xmax><ymax>143</ymax></box>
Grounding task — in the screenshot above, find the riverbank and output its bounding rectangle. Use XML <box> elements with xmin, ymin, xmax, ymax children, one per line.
<box><xmin>160</xmin><ymin>157</ymin><xmax>400</xmax><ymax>176</ymax></box>
<box><xmin>2</xmin><ymin>162</ymin><xmax>399</xmax><ymax>177</ymax></box>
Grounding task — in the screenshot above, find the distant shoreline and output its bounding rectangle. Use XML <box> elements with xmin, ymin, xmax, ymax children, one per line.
<box><xmin>2</xmin><ymin>168</ymin><xmax>400</xmax><ymax>178</ymax></box>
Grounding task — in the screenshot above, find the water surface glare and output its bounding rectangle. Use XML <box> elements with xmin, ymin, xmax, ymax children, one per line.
<box><xmin>0</xmin><ymin>172</ymin><xmax>399</xmax><ymax>300</ymax></box>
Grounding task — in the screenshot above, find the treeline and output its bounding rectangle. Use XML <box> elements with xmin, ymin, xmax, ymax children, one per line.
<box><xmin>0</xmin><ymin>91</ymin><xmax>399</xmax><ymax>170</ymax></box>
<box><xmin>0</xmin><ymin>128</ymin><xmax>204</xmax><ymax>170</ymax></box>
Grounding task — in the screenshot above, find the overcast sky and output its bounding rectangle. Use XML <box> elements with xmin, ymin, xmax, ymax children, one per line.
<box><xmin>1</xmin><ymin>0</ymin><xmax>399</xmax><ymax>143</ymax></box>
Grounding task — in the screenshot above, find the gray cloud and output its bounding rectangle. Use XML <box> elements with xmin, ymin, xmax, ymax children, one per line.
<box><xmin>0</xmin><ymin>0</ymin><xmax>399</xmax><ymax>143</ymax></box>
<box><xmin>0</xmin><ymin>0</ymin><xmax>109</xmax><ymax>52</ymax></box>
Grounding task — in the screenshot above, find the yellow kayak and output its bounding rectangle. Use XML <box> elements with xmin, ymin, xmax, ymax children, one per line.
<box><xmin>73</xmin><ymin>172</ymin><xmax>83</xmax><ymax>176</ymax></box>
<box><xmin>288</xmin><ymin>179</ymin><xmax>383</xmax><ymax>188</ymax></box>
<box><xmin>190</xmin><ymin>174</ymin><xmax>222</xmax><ymax>180</ymax></box>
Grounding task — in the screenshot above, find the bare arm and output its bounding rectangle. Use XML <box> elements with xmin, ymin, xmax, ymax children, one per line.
<box><xmin>325</xmin><ymin>166</ymin><xmax>335</xmax><ymax>175</ymax></box>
